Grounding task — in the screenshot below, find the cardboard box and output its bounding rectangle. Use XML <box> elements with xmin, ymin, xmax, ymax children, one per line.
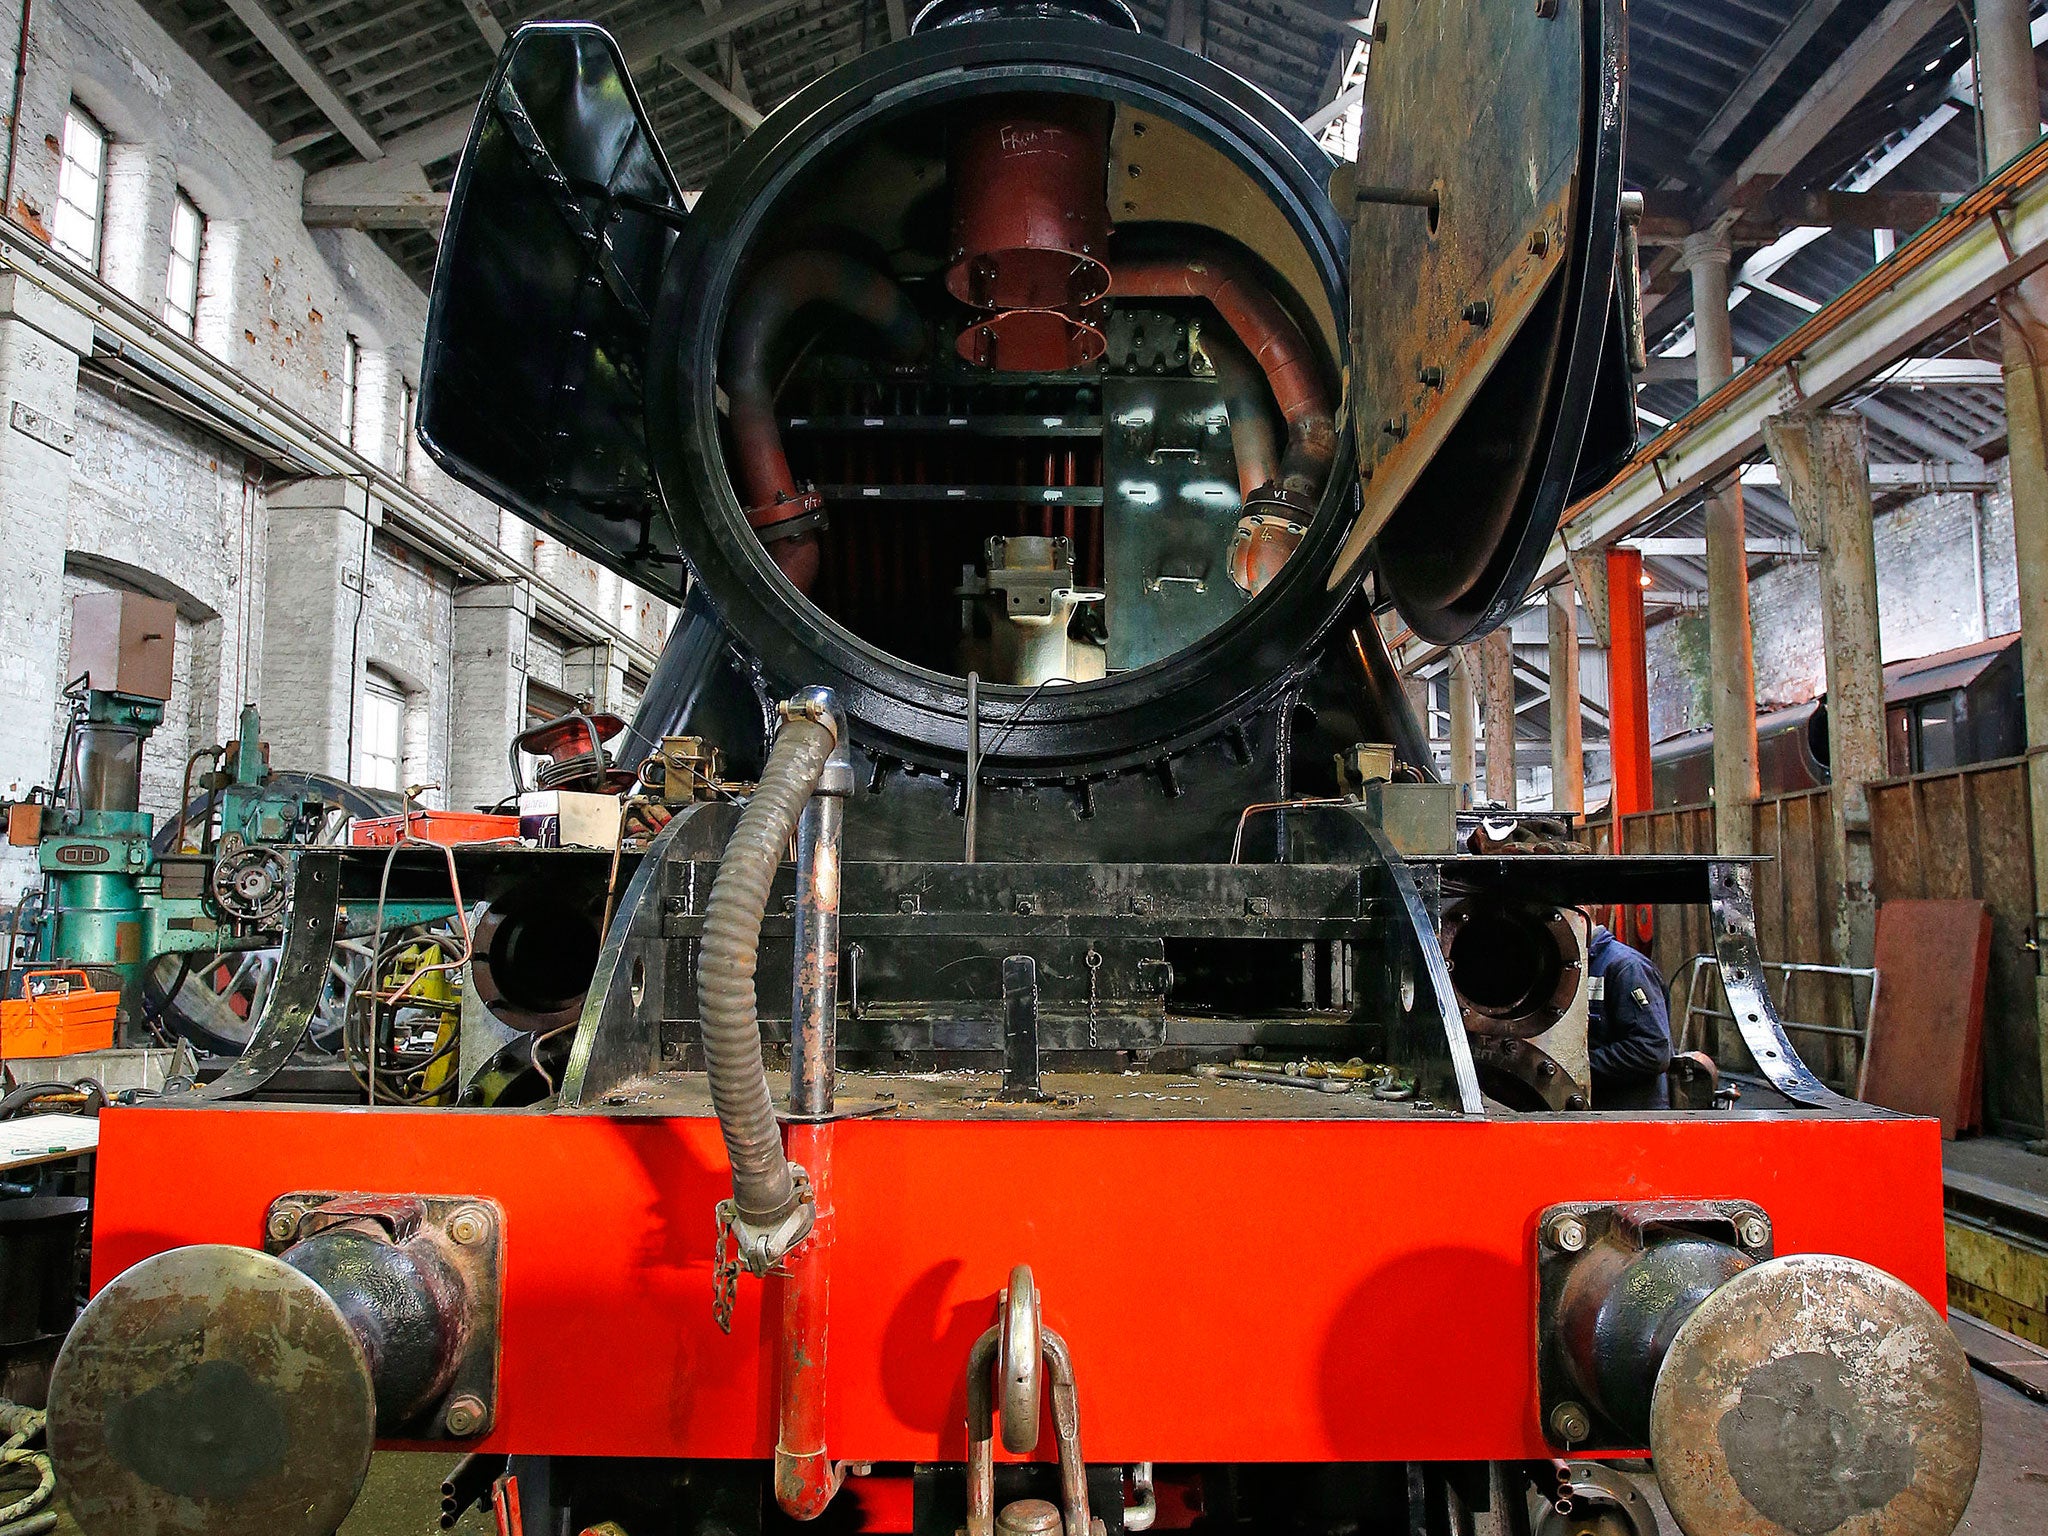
<box><xmin>518</xmin><ymin>791</ymin><xmax>622</xmax><ymax>850</ymax></box>
<box><xmin>68</xmin><ymin>591</ymin><xmax>178</xmax><ymax>701</ymax></box>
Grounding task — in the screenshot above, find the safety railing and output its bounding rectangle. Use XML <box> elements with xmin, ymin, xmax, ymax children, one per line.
<box><xmin>1669</xmin><ymin>954</ymin><xmax>1879</xmax><ymax>1085</ymax></box>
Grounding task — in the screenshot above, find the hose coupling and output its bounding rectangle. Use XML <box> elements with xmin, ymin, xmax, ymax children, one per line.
<box><xmin>778</xmin><ymin>687</ymin><xmax>846</xmax><ymax>744</ymax></box>
<box><xmin>724</xmin><ymin>1165</ymin><xmax>817</xmax><ymax>1277</ymax></box>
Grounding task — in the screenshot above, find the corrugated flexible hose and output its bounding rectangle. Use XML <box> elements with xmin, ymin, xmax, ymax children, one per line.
<box><xmin>698</xmin><ymin>715</ymin><xmax>836</xmax><ymax>1226</ymax></box>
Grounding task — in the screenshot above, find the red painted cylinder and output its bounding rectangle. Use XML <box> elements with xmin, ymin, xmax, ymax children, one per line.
<box><xmin>947</xmin><ymin>96</ymin><xmax>1112</xmax><ymax>372</ymax></box>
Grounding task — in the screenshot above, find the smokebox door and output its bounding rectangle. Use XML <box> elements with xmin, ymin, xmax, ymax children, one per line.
<box><xmin>1333</xmin><ymin>0</ymin><xmax>1625</xmax><ymax>646</ymax></box>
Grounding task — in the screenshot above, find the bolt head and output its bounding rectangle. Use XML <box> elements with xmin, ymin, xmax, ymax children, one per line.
<box><xmin>1550</xmin><ymin>1401</ymin><xmax>1590</xmax><ymax>1443</ymax></box>
<box><xmin>266</xmin><ymin>1208</ymin><xmax>300</xmax><ymax>1243</ymax></box>
<box><xmin>1550</xmin><ymin>1214</ymin><xmax>1588</xmax><ymax>1253</ymax></box>
<box><xmin>448</xmin><ymin>1206</ymin><xmax>490</xmax><ymax>1246</ymax></box>
<box><xmin>444</xmin><ymin>1394</ymin><xmax>488</xmax><ymax>1437</ymax></box>
<box><xmin>1736</xmin><ymin>1214</ymin><xmax>1770</xmax><ymax>1251</ymax></box>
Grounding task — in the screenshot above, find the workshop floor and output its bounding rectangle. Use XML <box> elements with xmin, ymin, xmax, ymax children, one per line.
<box><xmin>43</xmin><ymin>1376</ymin><xmax>2048</xmax><ymax>1534</ymax></box>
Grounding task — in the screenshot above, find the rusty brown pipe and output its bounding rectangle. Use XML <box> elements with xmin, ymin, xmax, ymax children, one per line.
<box><xmin>1111</xmin><ymin>245</ymin><xmax>1335</xmax><ymax>498</ymax></box>
<box><xmin>724</xmin><ymin>251</ymin><xmax>928</xmax><ymax>592</ymax></box>
<box><xmin>774</xmin><ymin>1118</ymin><xmax>843</xmax><ymax>1520</ymax></box>
<box><xmin>1198</xmin><ymin>323</ymin><xmax>1281</xmax><ymax>499</ymax></box>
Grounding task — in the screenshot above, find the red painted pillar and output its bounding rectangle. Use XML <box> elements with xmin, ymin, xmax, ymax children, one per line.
<box><xmin>1607</xmin><ymin>547</ymin><xmax>1653</xmax><ymax>819</ymax></box>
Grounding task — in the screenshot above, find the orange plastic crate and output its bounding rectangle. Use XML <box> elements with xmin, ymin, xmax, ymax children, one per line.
<box><xmin>350</xmin><ymin>810</ymin><xmax>521</xmax><ymax>848</ymax></box>
<box><xmin>2</xmin><ymin>970</ymin><xmax>118</xmax><ymax>1058</ymax></box>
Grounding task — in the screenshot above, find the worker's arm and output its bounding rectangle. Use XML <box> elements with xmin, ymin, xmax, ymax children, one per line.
<box><xmin>1590</xmin><ymin>956</ymin><xmax>1673</xmax><ymax>1080</ymax></box>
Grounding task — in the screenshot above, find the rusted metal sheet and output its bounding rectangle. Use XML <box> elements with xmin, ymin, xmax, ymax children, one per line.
<box><xmin>1859</xmin><ymin>900</ymin><xmax>1992</xmax><ymax>1138</ymax></box>
<box><xmin>1341</xmin><ymin>0</ymin><xmax>1626</xmax><ymax>645</ymax></box>
<box><xmin>1341</xmin><ymin>0</ymin><xmax>1579</xmax><ymax>573</ymax></box>
<box><xmin>1869</xmin><ymin>759</ymin><xmax>2042</xmax><ymax>1136</ymax></box>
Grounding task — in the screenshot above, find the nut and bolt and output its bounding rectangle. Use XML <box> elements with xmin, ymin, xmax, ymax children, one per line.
<box><xmin>448</xmin><ymin>1206</ymin><xmax>491</xmax><ymax>1246</ymax></box>
<box><xmin>1736</xmin><ymin>1214</ymin><xmax>1771</xmax><ymax>1251</ymax></box>
<box><xmin>444</xmin><ymin>1394</ymin><xmax>488</xmax><ymax>1437</ymax></box>
<box><xmin>1462</xmin><ymin>299</ymin><xmax>1494</xmax><ymax>327</ymax></box>
<box><xmin>265</xmin><ymin>1207</ymin><xmax>301</xmax><ymax>1244</ymax></box>
<box><xmin>1550</xmin><ymin>1401</ymin><xmax>1591</xmax><ymax>1443</ymax></box>
<box><xmin>1548</xmin><ymin>1214</ymin><xmax>1589</xmax><ymax>1253</ymax></box>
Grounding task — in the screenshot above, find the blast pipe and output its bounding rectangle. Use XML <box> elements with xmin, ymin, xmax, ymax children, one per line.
<box><xmin>725</xmin><ymin>254</ymin><xmax>927</xmax><ymax>592</ymax></box>
<box><xmin>1111</xmin><ymin>246</ymin><xmax>1335</xmax><ymax>497</ymax></box>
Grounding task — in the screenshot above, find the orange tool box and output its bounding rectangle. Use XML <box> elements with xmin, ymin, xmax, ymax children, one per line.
<box><xmin>349</xmin><ymin>810</ymin><xmax>521</xmax><ymax>847</ymax></box>
<box><xmin>2</xmin><ymin>970</ymin><xmax>118</xmax><ymax>1058</ymax></box>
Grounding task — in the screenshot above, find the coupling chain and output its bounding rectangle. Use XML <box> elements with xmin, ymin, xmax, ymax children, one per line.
<box><xmin>1085</xmin><ymin>947</ymin><xmax>1102</xmax><ymax>1049</ymax></box>
<box><xmin>712</xmin><ymin>1199</ymin><xmax>740</xmax><ymax>1334</ymax></box>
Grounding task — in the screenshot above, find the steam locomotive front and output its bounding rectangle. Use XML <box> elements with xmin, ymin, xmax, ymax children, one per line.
<box><xmin>43</xmin><ymin>6</ymin><xmax>1985</xmax><ymax>1536</ymax></box>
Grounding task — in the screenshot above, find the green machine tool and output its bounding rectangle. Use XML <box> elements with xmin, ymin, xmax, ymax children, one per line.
<box><xmin>5</xmin><ymin>594</ymin><xmax>457</xmax><ymax>1051</ymax></box>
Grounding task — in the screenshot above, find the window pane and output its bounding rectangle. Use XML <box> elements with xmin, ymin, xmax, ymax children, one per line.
<box><xmin>54</xmin><ymin>108</ymin><xmax>106</xmax><ymax>269</ymax></box>
<box><xmin>163</xmin><ymin>193</ymin><xmax>203</xmax><ymax>335</ymax></box>
<box><xmin>359</xmin><ymin>673</ymin><xmax>406</xmax><ymax>792</ymax></box>
<box><xmin>342</xmin><ymin>336</ymin><xmax>361</xmax><ymax>442</ymax></box>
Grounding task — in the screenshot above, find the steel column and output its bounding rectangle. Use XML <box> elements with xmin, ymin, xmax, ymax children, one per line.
<box><xmin>1480</xmin><ymin>628</ymin><xmax>1518</xmax><ymax>809</ymax></box>
<box><xmin>1684</xmin><ymin>233</ymin><xmax>1760</xmax><ymax>856</ymax></box>
<box><xmin>1606</xmin><ymin>549</ymin><xmax>1652</xmax><ymax>821</ymax></box>
<box><xmin>1763</xmin><ymin>413</ymin><xmax>1885</xmax><ymax>972</ymax></box>
<box><xmin>1547</xmin><ymin>586</ymin><xmax>1584</xmax><ymax>815</ymax></box>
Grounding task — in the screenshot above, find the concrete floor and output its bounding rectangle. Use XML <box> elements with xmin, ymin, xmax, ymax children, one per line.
<box><xmin>38</xmin><ymin>1375</ymin><xmax>2048</xmax><ymax>1534</ymax></box>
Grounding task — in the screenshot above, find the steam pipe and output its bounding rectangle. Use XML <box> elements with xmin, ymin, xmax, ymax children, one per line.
<box><xmin>1111</xmin><ymin>244</ymin><xmax>1335</xmax><ymax>498</ymax></box>
<box><xmin>774</xmin><ymin>1119</ymin><xmax>843</xmax><ymax>1518</ymax></box>
<box><xmin>698</xmin><ymin>690</ymin><xmax>842</xmax><ymax>1246</ymax></box>
<box><xmin>789</xmin><ymin>731</ymin><xmax>852</xmax><ymax>1116</ymax></box>
<box><xmin>775</xmin><ymin>713</ymin><xmax>852</xmax><ymax>1520</ymax></box>
<box><xmin>1198</xmin><ymin>324</ymin><xmax>1281</xmax><ymax>499</ymax></box>
<box><xmin>724</xmin><ymin>253</ymin><xmax>927</xmax><ymax>592</ymax></box>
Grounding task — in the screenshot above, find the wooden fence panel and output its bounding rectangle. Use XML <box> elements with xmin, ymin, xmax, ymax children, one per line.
<box><xmin>1867</xmin><ymin>758</ymin><xmax>2043</xmax><ymax>1138</ymax></box>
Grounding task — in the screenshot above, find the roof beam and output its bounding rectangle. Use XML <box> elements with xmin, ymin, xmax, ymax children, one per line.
<box><xmin>670</xmin><ymin>56</ymin><xmax>764</xmax><ymax>131</ymax></box>
<box><xmin>1638</xmin><ymin>189</ymin><xmax>1963</xmax><ymax>246</ymax></box>
<box><xmin>1732</xmin><ymin>0</ymin><xmax>1952</xmax><ymax>197</ymax></box>
<box><xmin>221</xmin><ymin>0</ymin><xmax>383</xmax><ymax>160</ymax></box>
<box><xmin>305</xmin><ymin>0</ymin><xmax>798</xmax><ymax>203</ymax></box>
<box><xmin>1692</xmin><ymin>0</ymin><xmax>1853</xmax><ymax>169</ymax></box>
<box><xmin>303</xmin><ymin>189</ymin><xmax>450</xmax><ymax>229</ymax></box>
<box><xmin>885</xmin><ymin>0</ymin><xmax>909</xmax><ymax>42</ymax></box>
<box><xmin>457</xmin><ymin>0</ymin><xmax>507</xmax><ymax>53</ymax></box>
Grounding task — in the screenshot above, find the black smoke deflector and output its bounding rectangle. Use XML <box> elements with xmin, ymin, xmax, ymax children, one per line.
<box><xmin>418</xmin><ymin>23</ymin><xmax>692</xmax><ymax>602</ymax></box>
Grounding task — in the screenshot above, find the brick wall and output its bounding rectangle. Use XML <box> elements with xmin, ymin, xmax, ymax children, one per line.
<box><xmin>0</xmin><ymin>0</ymin><xmax>672</xmax><ymax>898</ymax></box>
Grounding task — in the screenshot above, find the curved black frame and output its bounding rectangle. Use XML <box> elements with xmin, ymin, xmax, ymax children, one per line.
<box><xmin>646</xmin><ymin>20</ymin><xmax>1361</xmax><ymax>776</ymax></box>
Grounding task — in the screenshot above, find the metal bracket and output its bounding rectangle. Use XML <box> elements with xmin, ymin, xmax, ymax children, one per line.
<box><xmin>169</xmin><ymin>850</ymin><xmax>340</xmax><ymax>1103</ymax></box>
<box><xmin>264</xmin><ymin>1190</ymin><xmax>504</xmax><ymax>1441</ymax></box>
<box><xmin>1705</xmin><ymin>861</ymin><xmax>1845</xmax><ymax>1106</ymax></box>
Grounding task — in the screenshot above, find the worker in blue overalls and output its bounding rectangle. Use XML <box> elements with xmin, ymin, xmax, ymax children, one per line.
<box><xmin>1587</xmin><ymin>924</ymin><xmax>1674</xmax><ymax>1109</ymax></box>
